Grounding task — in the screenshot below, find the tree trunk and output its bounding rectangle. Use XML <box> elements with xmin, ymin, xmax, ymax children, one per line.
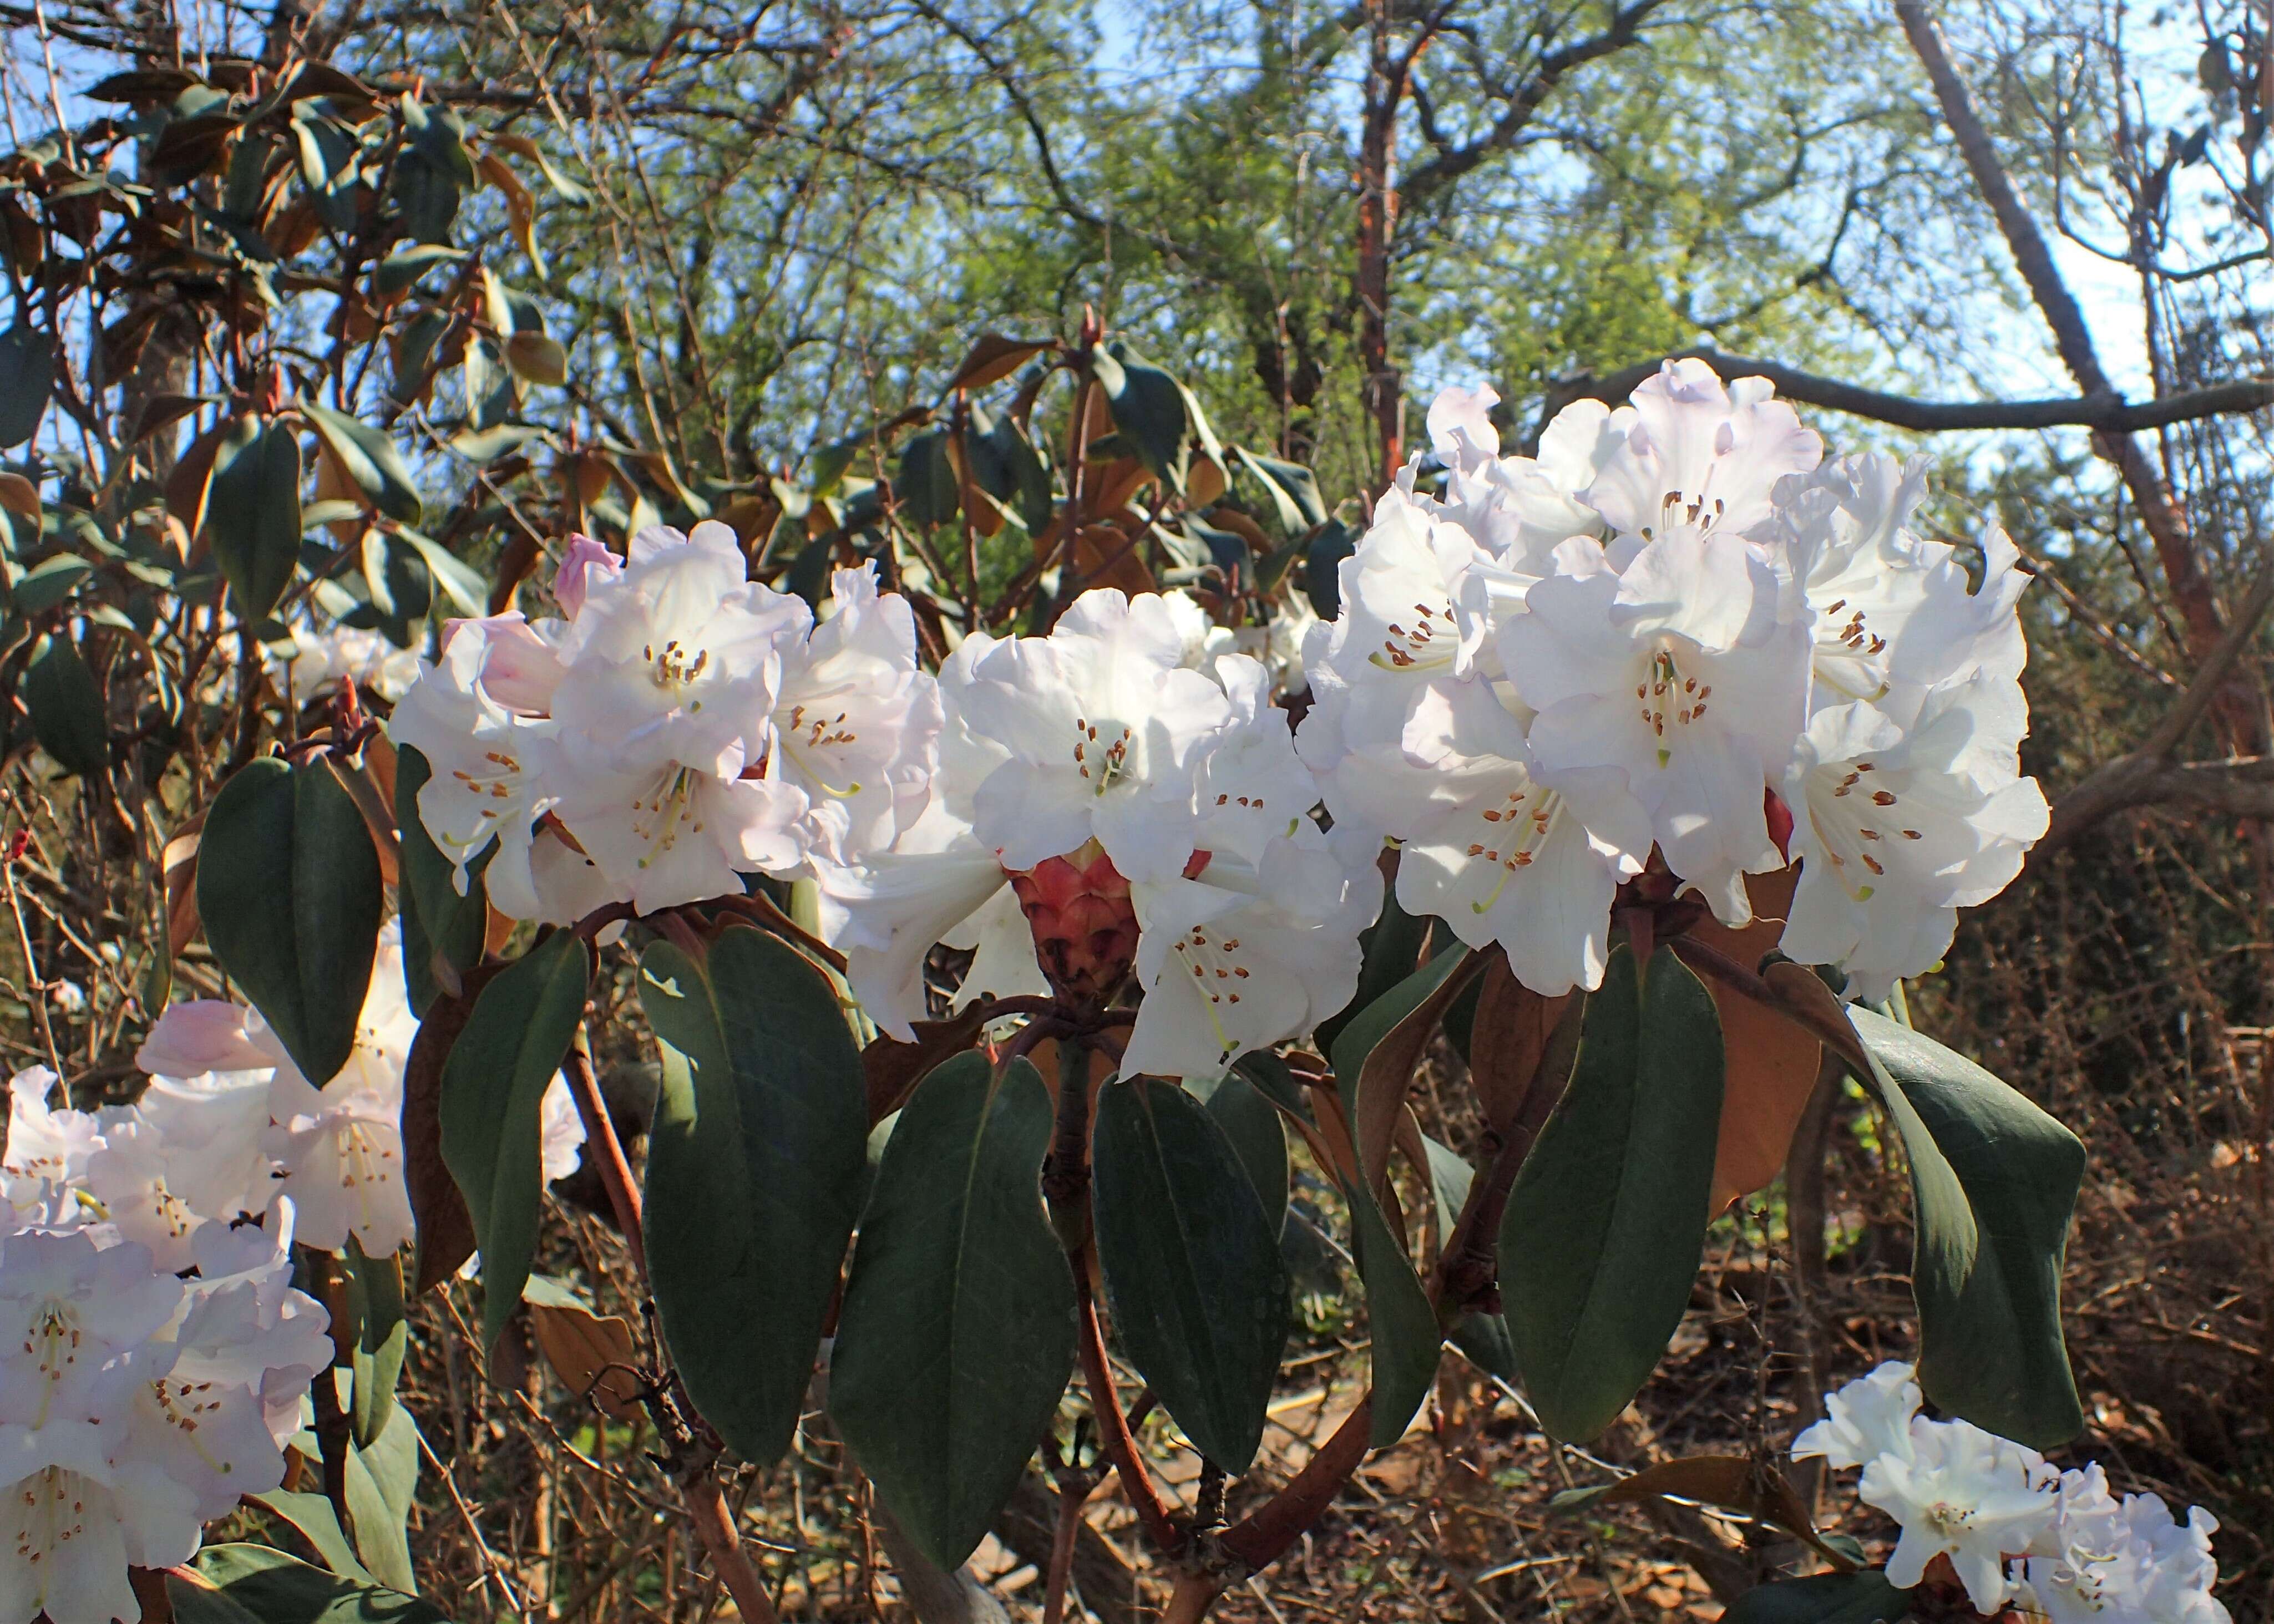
<box><xmin>1355</xmin><ymin>0</ymin><xmax>1403</xmax><ymax>494</ymax></box>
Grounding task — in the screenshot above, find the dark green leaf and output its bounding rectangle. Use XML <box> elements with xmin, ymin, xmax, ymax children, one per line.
<box><xmin>9</xmin><ymin>554</ymin><xmax>93</xmax><ymax>615</ymax></box>
<box><xmin>348</xmin><ymin>1239</ymin><xmax>408</xmax><ymax>1449</ymax></box>
<box><xmin>23</xmin><ymin>633</ymin><xmax>109</xmax><ymax>775</ymax></box>
<box><xmin>1328</xmin><ymin>935</ymin><xmax>1471</xmax><ymax>1137</ymax></box>
<box><xmin>1093</xmin><ymin>1077</ymin><xmax>1289</xmax><ymax>1470</ymax></box>
<box><xmin>1503</xmin><ymin>946</ymin><xmax>1725</xmax><ymax>1441</ymax></box>
<box><xmin>1204</xmin><ymin>1071</ymin><xmax>1289</xmax><ymax>1237</ymax></box>
<box><xmin>894</xmin><ymin>427</ymin><xmax>959</xmax><ymax>529</ymax></box>
<box><xmin>1850</xmin><ymin>1006</ymin><xmax>2085</xmax><ymax>1448</ymax></box>
<box><xmin>1235</xmin><ymin>446</ymin><xmax>1328</xmax><ymax>531</ymax></box>
<box><xmin>393</xmin><ymin>151</ymin><xmax>462</xmax><ymax>243</ymax></box>
<box><xmin>176</xmin><ymin>1546</ymin><xmax>448</xmax><ymax>1624</ymax></box>
<box><xmin>1303</xmin><ymin>518</ymin><xmax>1358</xmax><ymax>620</ymax></box>
<box><xmin>636</xmin><ymin>926</ymin><xmax>869</xmax><ymax>1468</ymax></box>
<box><xmin>361</xmin><ymin>528</ymin><xmax>433</xmax><ymax>623</ymax></box>
<box><xmin>830</xmin><ymin>1053</ymin><xmax>1075</xmax><ymax>1569</ymax></box>
<box><xmin>197</xmin><ymin>757</ymin><xmax>383</xmax><ymax>1085</ymax></box>
<box><xmin>1727</xmin><ymin>1571</ymin><xmax>1913</xmax><ymax>1624</ymax></box>
<box><xmin>392</xmin><ymin>744</ymin><xmax>491</xmax><ymax>1017</ymax></box>
<box><xmin>392</xmin><ymin>531</ymin><xmax>485</xmax><ymax>616</ymax></box>
<box><xmin>303</xmin><ymin>401</ymin><xmax>423</xmax><ymax>524</ymax></box>
<box><xmin>1101</xmin><ymin>346</ymin><xmax>1189</xmax><ymax>489</ymax></box>
<box><xmin>208</xmin><ymin>419</ymin><xmax>302</xmax><ymax>620</ymax></box>
<box><xmin>247</xmin><ymin>1491</ymin><xmax>377</xmax><ymax>1584</ymax></box>
<box><xmin>0</xmin><ymin>324</ymin><xmax>54</xmax><ymax>448</ymax></box>
<box><xmin>1350</xmin><ymin>1179</ymin><xmax>1442</xmax><ymax>1447</ymax></box>
<box><xmin>343</xmin><ymin>1403</ymin><xmax>421</xmax><ymax>1591</ymax></box>
<box><xmin>440</xmin><ymin>929</ymin><xmax>590</xmax><ymax>1351</ymax></box>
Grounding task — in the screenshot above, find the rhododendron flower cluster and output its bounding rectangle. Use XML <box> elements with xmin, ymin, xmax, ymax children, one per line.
<box><xmin>391</xmin><ymin>523</ymin><xmax>941</xmax><ymax>921</ymax></box>
<box><xmin>3</xmin><ymin>925</ymin><xmax>583</xmax><ymax>1261</ymax></box>
<box><xmin>814</xmin><ymin>589</ymin><xmax>1378</xmax><ymax>1081</ymax></box>
<box><xmin>389</xmin><ymin>363</ymin><xmax>2043</xmax><ymax>1082</ymax></box>
<box><xmin>0</xmin><ymin>1204</ymin><xmax>331</xmax><ymax>1624</ymax></box>
<box><xmin>1298</xmin><ymin>361</ymin><xmax>2046</xmax><ymax>1000</ymax></box>
<box><xmin>1794</xmin><ymin>1362</ymin><xmax>2227</xmax><ymax>1621</ymax></box>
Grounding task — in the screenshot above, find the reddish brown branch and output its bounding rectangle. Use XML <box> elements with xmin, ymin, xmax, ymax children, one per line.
<box><xmin>1076</xmin><ymin>1272</ymin><xmax>1183</xmax><ymax>1555</ymax></box>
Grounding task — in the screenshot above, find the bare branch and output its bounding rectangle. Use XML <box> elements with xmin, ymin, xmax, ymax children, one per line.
<box><xmin>1539</xmin><ymin>347</ymin><xmax>2273</xmax><ymax>439</ymax></box>
<box><xmin>1895</xmin><ymin>0</ymin><xmax>2248</xmax><ymax>742</ymax></box>
<box><xmin>2038</xmin><ymin>565</ymin><xmax>2274</xmax><ymax>855</ymax></box>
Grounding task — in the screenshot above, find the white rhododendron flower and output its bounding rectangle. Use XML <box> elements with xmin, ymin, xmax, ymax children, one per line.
<box><xmin>0</xmin><ymin>1211</ymin><xmax>327</xmax><ymax>1624</ymax></box>
<box><xmin>1578</xmin><ymin>356</ymin><xmax>1822</xmax><ymax>542</ymax></box>
<box><xmin>539</xmin><ymin>1075</ymin><xmax>588</xmax><ymax>1184</ymax></box>
<box><xmin>2015</xmin><ymin>1464</ymin><xmax>2229</xmax><ymax>1624</ymax></box>
<box><xmin>1507</xmin><ymin>527</ymin><xmax>1809</xmax><ymax>924</ymax></box>
<box><xmin>1793</xmin><ymin>1362</ymin><xmax>2227</xmax><ymax>1621</ymax></box>
<box><xmin>125</xmin><ymin>921</ymin><xmax>423</xmax><ymax>1257</ymax></box>
<box><xmin>2</xmin><ymin>1069</ymin><xmax>121</xmax><ymax>1223</ymax></box>
<box><xmin>1290</xmin><ymin>363</ymin><xmax>2042</xmax><ymax>999</ymax></box>
<box><xmin>819</xmin><ymin>588</ymin><xmax>1369</xmax><ymax>1079</ymax></box>
<box><xmin>1123</xmin><ymin>838</ymin><xmax>1376</xmax><ymax>1079</ymax></box>
<box><xmin>1781</xmin><ymin>684</ymin><xmax>2049</xmax><ymax>1002</ymax></box>
<box><xmin>1792</xmin><ymin>1359</ymin><xmax>1922</xmax><ymax>1471</ymax></box>
<box><xmin>392</xmin><ymin>526</ymin><xmax>940</xmax><ymax>922</ymax></box>
<box><xmin>1862</xmin><ymin>1419</ymin><xmax>2055</xmax><ymax>1608</ymax></box>
<box><xmin>279</xmin><ymin>623</ymin><xmax>422</xmax><ymax>707</ymax></box>
<box><xmin>388</xmin><ymin>610</ymin><xmax>563</xmax><ymax>917</ymax></box>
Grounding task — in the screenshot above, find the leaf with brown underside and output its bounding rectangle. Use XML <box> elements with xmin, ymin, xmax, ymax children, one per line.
<box><xmin>1691</xmin><ymin>870</ymin><xmax>1822</xmax><ymax>1214</ymax></box>
<box><xmin>946</xmin><ymin>334</ymin><xmax>1052</xmax><ymax>395</ymax></box>
<box><xmin>1549</xmin><ymin>1452</ymin><xmax>1852</xmax><ymax>1569</ymax></box>
<box><xmin>162</xmin><ymin>812</ymin><xmax>205</xmax><ymax>957</ymax></box>
<box><xmin>1353</xmin><ymin>950</ymin><xmax>1486</xmax><ymax>1199</ymax></box>
<box><xmin>1466</xmin><ymin>957</ymin><xmax>1570</xmax><ymax>1133</ymax></box>
<box><xmin>525</xmin><ymin>1280</ymin><xmax>644</xmax><ymax>1419</ymax></box>
<box><xmin>1070</xmin><ymin>519</ymin><xmax>1155</xmax><ymax>597</ymax></box>
<box><xmin>402</xmin><ymin>964</ymin><xmax>502</xmax><ymax>1294</ymax></box>
<box><xmin>863</xmin><ymin>1007</ymin><xmax>992</xmax><ymax>1126</ymax></box>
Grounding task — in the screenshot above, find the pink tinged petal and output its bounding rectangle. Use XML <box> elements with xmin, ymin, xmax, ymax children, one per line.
<box><xmin>553</xmin><ymin>532</ymin><xmax>622</xmax><ymax>618</ymax></box>
<box><xmin>135</xmin><ymin>1001</ymin><xmax>277</xmax><ymax>1078</ymax></box>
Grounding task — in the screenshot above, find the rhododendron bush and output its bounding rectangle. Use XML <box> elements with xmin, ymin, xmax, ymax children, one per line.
<box><xmin>0</xmin><ymin>33</ymin><xmax>2245</xmax><ymax>1624</ymax></box>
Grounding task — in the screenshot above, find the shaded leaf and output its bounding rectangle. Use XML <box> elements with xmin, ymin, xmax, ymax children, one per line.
<box><xmin>1350</xmin><ymin>1179</ymin><xmax>1442</xmax><ymax>1447</ymax></box>
<box><xmin>208</xmin><ymin>418</ymin><xmax>303</xmax><ymax>619</ymax></box>
<box><xmin>1503</xmin><ymin>946</ymin><xmax>1725</xmax><ymax>1441</ymax></box>
<box><xmin>830</xmin><ymin>1053</ymin><xmax>1075</xmax><ymax>1569</ymax></box>
<box><xmin>392</xmin><ymin>744</ymin><xmax>492</xmax><ymax>1017</ymax></box>
<box><xmin>347</xmin><ymin>1239</ymin><xmax>407</xmax><ymax>1449</ymax></box>
<box><xmin>524</xmin><ymin>1275</ymin><xmax>644</xmax><ymax>1419</ymax></box>
<box><xmin>440</xmin><ymin>930</ymin><xmax>590</xmax><ymax>1350</ymax></box>
<box><xmin>1094</xmin><ymin>1077</ymin><xmax>1289</xmax><ymax>1470</ymax></box>
<box><xmin>1726</xmin><ymin>1571</ymin><xmax>1913</xmax><ymax>1624</ymax></box>
<box><xmin>246</xmin><ymin>1491</ymin><xmax>376</xmax><ymax>1585</ymax></box>
<box><xmin>197</xmin><ymin>757</ymin><xmax>383</xmax><ymax>1086</ymax></box>
<box><xmin>175</xmin><ymin>1546</ymin><xmax>447</xmax><ymax>1623</ymax></box>
<box><xmin>23</xmin><ymin>633</ymin><xmax>109</xmax><ymax>775</ymax></box>
<box><xmin>1203</xmin><ymin>1070</ymin><xmax>1288</xmax><ymax>1238</ymax></box>
<box><xmin>303</xmin><ymin>401</ymin><xmax>422</xmax><ymax>523</ymax></box>
<box><xmin>1850</xmin><ymin>1006</ymin><xmax>2085</xmax><ymax>1449</ymax></box>
<box><xmin>401</xmin><ymin>964</ymin><xmax>500</xmax><ymax>1294</ymax></box>
<box><xmin>637</xmin><ymin>926</ymin><xmax>868</xmax><ymax>1467</ymax></box>
<box><xmin>1100</xmin><ymin>347</ymin><xmax>1189</xmax><ymax>488</ymax></box>
<box><xmin>0</xmin><ymin>323</ymin><xmax>53</xmax><ymax>448</ymax></box>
